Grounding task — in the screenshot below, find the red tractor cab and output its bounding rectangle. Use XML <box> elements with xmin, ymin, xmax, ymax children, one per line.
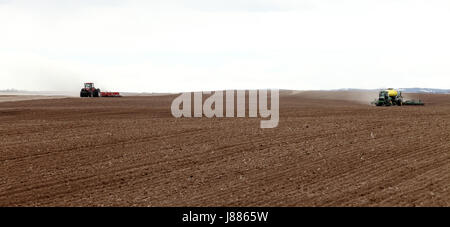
<box><xmin>80</xmin><ymin>82</ymin><xmax>101</xmax><ymax>97</ymax></box>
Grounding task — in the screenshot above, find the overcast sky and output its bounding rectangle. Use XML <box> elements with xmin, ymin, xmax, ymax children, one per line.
<box><xmin>1</xmin><ymin>0</ymin><xmax>449</xmax><ymax>92</ymax></box>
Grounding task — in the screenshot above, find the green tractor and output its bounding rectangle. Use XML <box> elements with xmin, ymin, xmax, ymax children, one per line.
<box><xmin>373</xmin><ymin>89</ymin><xmax>403</xmax><ymax>106</ymax></box>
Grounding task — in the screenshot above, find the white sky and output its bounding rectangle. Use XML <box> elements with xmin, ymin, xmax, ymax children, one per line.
<box><xmin>1</xmin><ymin>0</ymin><xmax>449</xmax><ymax>92</ymax></box>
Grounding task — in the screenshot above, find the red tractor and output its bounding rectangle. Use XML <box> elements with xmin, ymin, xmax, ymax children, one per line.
<box><xmin>80</xmin><ymin>82</ymin><xmax>121</xmax><ymax>97</ymax></box>
<box><xmin>80</xmin><ymin>82</ymin><xmax>101</xmax><ymax>97</ymax></box>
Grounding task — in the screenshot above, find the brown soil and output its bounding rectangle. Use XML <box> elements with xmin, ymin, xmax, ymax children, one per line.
<box><xmin>0</xmin><ymin>95</ymin><xmax>68</xmax><ymax>103</ymax></box>
<box><xmin>1</xmin><ymin>91</ymin><xmax>449</xmax><ymax>207</ymax></box>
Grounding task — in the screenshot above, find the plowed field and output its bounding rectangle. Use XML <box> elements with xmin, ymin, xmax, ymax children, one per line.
<box><xmin>1</xmin><ymin>91</ymin><xmax>449</xmax><ymax>206</ymax></box>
